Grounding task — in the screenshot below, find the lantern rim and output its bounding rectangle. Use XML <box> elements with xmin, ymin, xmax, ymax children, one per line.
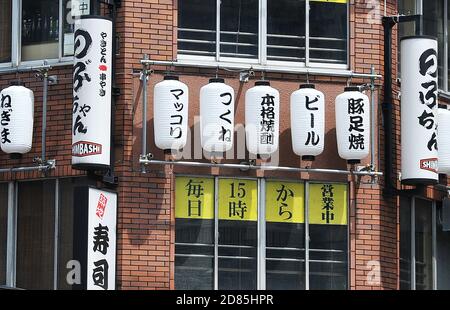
<box><xmin>78</xmin><ymin>15</ymin><xmax>113</xmax><ymax>22</ymax></box>
<box><xmin>344</xmin><ymin>86</ymin><xmax>360</xmax><ymax>92</ymax></box>
<box><xmin>299</xmin><ymin>83</ymin><xmax>315</xmax><ymax>89</ymax></box>
<box><xmin>209</xmin><ymin>78</ymin><xmax>225</xmax><ymax>83</ymax></box>
<box><xmin>9</xmin><ymin>80</ymin><xmax>24</xmax><ymax>86</ymax></box>
<box><xmin>400</xmin><ymin>35</ymin><xmax>437</xmax><ymax>42</ymax></box>
<box><xmin>401</xmin><ymin>178</ymin><xmax>438</xmax><ymax>185</ymax></box>
<box><xmin>255</xmin><ymin>80</ymin><xmax>270</xmax><ymax>86</ymax></box>
<box><xmin>163</xmin><ymin>75</ymin><xmax>179</xmax><ymax>81</ymax></box>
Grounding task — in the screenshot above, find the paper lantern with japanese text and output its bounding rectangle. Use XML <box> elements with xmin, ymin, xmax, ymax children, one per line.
<box><xmin>245</xmin><ymin>81</ymin><xmax>280</xmax><ymax>156</ymax></box>
<box><xmin>290</xmin><ymin>84</ymin><xmax>325</xmax><ymax>160</ymax></box>
<box><xmin>401</xmin><ymin>36</ymin><xmax>438</xmax><ymax>184</ymax></box>
<box><xmin>438</xmin><ymin>108</ymin><xmax>450</xmax><ymax>174</ymax></box>
<box><xmin>153</xmin><ymin>76</ymin><xmax>189</xmax><ymax>151</ymax></box>
<box><xmin>200</xmin><ymin>78</ymin><xmax>235</xmax><ymax>153</ymax></box>
<box><xmin>0</xmin><ymin>83</ymin><xmax>34</xmax><ymax>156</ymax></box>
<box><xmin>72</xmin><ymin>16</ymin><xmax>112</xmax><ymax>170</ymax></box>
<box><xmin>335</xmin><ymin>86</ymin><xmax>370</xmax><ymax>164</ymax></box>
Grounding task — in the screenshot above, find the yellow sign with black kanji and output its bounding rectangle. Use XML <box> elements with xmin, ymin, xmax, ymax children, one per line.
<box><xmin>218</xmin><ymin>179</ymin><xmax>257</xmax><ymax>221</ymax></box>
<box><xmin>266</xmin><ymin>181</ymin><xmax>304</xmax><ymax>223</ymax></box>
<box><xmin>309</xmin><ymin>183</ymin><xmax>347</xmax><ymax>225</ymax></box>
<box><xmin>175</xmin><ymin>177</ymin><xmax>214</xmax><ymax>219</ymax></box>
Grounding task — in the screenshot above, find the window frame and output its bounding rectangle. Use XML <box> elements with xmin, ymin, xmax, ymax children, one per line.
<box><xmin>174</xmin><ymin>175</ymin><xmax>350</xmax><ymax>290</ymax></box>
<box><xmin>401</xmin><ymin>196</ymin><xmax>438</xmax><ymax>290</ymax></box>
<box><xmin>177</xmin><ymin>0</ymin><xmax>349</xmax><ymax>70</ymax></box>
<box><xmin>1</xmin><ymin>177</ymin><xmax>93</xmax><ymax>289</ymax></box>
<box><xmin>0</xmin><ymin>0</ymin><xmax>74</xmax><ymax>69</ymax></box>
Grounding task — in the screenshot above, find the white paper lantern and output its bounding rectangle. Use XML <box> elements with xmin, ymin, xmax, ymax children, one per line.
<box><xmin>153</xmin><ymin>76</ymin><xmax>189</xmax><ymax>151</ymax></box>
<box><xmin>245</xmin><ymin>81</ymin><xmax>280</xmax><ymax>156</ymax></box>
<box><xmin>438</xmin><ymin>108</ymin><xmax>450</xmax><ymax>174</ymax></box>
<box><xmin>72</xmin><ymin>16</ymin><xmax>112</xmax><ymax>169</ymax></box>
<box><xmin>200</xmin><ymin>78</ymin><xmax>235</xmax><ymax>153</ymax></box>
<box><xmin>335</xmin><ymin>86</ymin><xmax>370</xmax><ymax>164</ymax></box>
<box><xmin>290</xmin><ymin>84</ymin><xmax>325</xmax><ymax>160</ymax></box>
<box><xmin>0</xmin><ymin>83</ymin><xmax>34</xmax><ymax>156</ymax></box>
<box><xmin>401</xmin><ymin>36</ymin><xmax>438</xmax><ymax>184</ymax></box>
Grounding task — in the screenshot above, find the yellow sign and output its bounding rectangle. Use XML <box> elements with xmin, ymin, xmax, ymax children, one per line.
<box><xmin>175</xmin><ymin>177</ymin><xmax>214</xmax><ymax>219</ymax></box>
<box><xmin>310</xmin><ymin>0</ymin><xmax>347</xmax><ymax>4</ymax></box>
<box><xmin>218</xmin><ymin>179</ymin><xmax>257</xmax><ymax>221</ymax></box>
<box><xmin>309</xmin><ymin>183</ymin><xmax>347</xmax><ymax>225</ymax></box>
<box><xmin>266</xmin><ymin>181</ymin><xmax>304</xmax><ymax>223</ymax></box>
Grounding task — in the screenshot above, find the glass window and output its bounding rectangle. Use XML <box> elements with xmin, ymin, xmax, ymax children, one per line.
<box><xmin>21</xmin><ymin>0</ymin><xmax>60</xmax><ymax>61</ymax></box>
<box><xmin>267</xmin><ymin>0</ymin><xmax>305</xmax><ymax>62</ymax></box>
<box><xmin>176</xmin><ymin>219</ymin><xmax>214</xmax><ymax>289</ymax></box>
<box><xmin>16</xmin><ymin>180</ymin><xmax>56</xmax><ymax>290</ymax></box>
<box><xmin>218</xmin><ymin>179</ymin><xmax>257</xmax><ymax>290</ymax></box>
<box><xmin>62</xmin><ymin>0</ymin><xmax>74</xmax><ymax>57</ymax></box>
<box><xmin>177</xmin><ymin>0</ymin><xmax>216</xmax><ymax>58</ymax></box>
<box><xmin>0</xmin><ymin>183</ymin><xmax>8</xmax><ymax>285</ymax></box>
<box><xmin>397</xmin><ymin>0</ymin><xmax>417</xmax><ymax>75</ymax></box>
<box><xmin>400</xmin><ymin>196</ymin><xmax>412</xmax><ymax>290</ymax></box>
<box><xmin>177</xmin><ymin>0</ymin><xmax>348</xmax><ymax>66</ymax></box>
<box><xmin>266</xmin><ymin>222</ymin><xmax>305</xmax><ymax>289</ymax></box>
<box><xmin>415</xmin><ymin>198</ymin><xmax>433</xmax><ymax>290</ymax></box>
<box><xmin>220</xmin><ymin>0</ymin><xmax>258</xmax><ymax>59</ymax></box>
<box><xmin>423</xmin><ymin>0</ymin><xmax>445</xmax><ymax>90</ymax></box>
<box><xmin>309</xmin><ymin>0</ymin><xmax>347</xmax><ymax>64</ymax></box>
<box><xmin>0</xmin><ymin>0</ymin><xmax>12</xmax><ymax>63</ymax></box>
<box><xmin>436</xmin><ymin>201</ymin><xmax>450</xmax><ymax>289</ymax></box>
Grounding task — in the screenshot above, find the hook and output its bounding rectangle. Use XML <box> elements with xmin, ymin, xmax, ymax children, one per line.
<box><xmin>215</xmin><ymin>65</ymin><xmax>219</xmax><ymax>78</ymax></box>
<box><xmin>261</xmin><ymin>70</ymin><xmax>266</xmax><ymax>81</ymax></box>
<box><xmin>306</xmin><ymin>69</ymin><xmax>310</xmax><ymax>84</ymax></box>
<box><xmin>347</xmin><ymin>73</ymin><xmax>353</xmax><ymax>87</ymax></box>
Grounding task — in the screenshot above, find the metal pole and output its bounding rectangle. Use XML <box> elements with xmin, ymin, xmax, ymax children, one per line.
<box><xmin>141</xmin><ymin>54</ymin><xmax>149</xmax><ymax>173</ymax></box>
<box><xmin>140</xmin><ymin>59</ymin><xmax>382</xmax><ymax>80</ymax></box>
<box><xmin>139</xmin><ymin>159</ymin><xmax>383</xmax><ymax>177</ymax></box>
<box><xmin>42</xmin><ymin>68</ymin><xmax>48</xmax><ymax>163</ymax></box>
<box><xmin>370</xmin><ymin>65</ymin><xmax>376</xmax><ymax>170</ymax></box>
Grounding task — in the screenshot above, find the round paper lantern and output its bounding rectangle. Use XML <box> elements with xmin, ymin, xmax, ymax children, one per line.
<box><xmin>153</xmin><ymin>75</ymin><xmax>189</xmax><ymax>151</ymax></box>
<box><xmin>335</xmin><ymin>86</ymin><xmax>370</xmax><ymax>164</ymax></box>
<box><xmin>245</xmin><ymin>80</ymin><xmax>280</xmax><ymax>156</ymax></box>
<box><xmin>401</xmin><ymin>36</ymin><xmax>438</xmax><ymax>184</ymax></box>
<box><xmin>200</xmin><ymin>78</ymin><xmax>235</xmax><ymax>153</ymax></box>
<box><xmin>0</xmin><ymin>82</ymin><xmax>34</xmax><ymax>156</ymax></box>
<box><xmin>438</xmin><ymin>108</ymin><xmax>450</xmax><ymax>174</ymax></box>
<box><xmin>290</xmin><ymin>84</ymin><xmax>325</xmax><ymax>160</ymax></box>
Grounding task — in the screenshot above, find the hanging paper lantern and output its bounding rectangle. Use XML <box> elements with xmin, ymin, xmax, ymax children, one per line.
<box><xmin>401</xmin><ymin>36</ymin><xmax>438</xmax><ymax>184</ymax></box>
<box><xmin>72</xmin><ymin>16</ymin><xmax>112</xmax><ymax>170</ymax></box>
<box><xmin>438</xmin><ymin>108</ymin><xmax>450</xmax><ymax>174</ymax></box>
<box><xmin>245</xmin><ymin>81</ymin><xmax>280</xmax><ymax>156</ymax></box>
<box><xmin>200</xmin><ymin>78</ymin><xmax>235</xmax><ymax>153</ymax></box>
<box><xmin>153</xmin><ymin>76</ymin><xmax>189</xmax><ymax>151</ymax></box>
<box><xmin>290</xmin><ymin>84</ymin><xmax>325</xmax><ymax>160</ymax></box>
<box><xmin>335</xmin><ymin>86</ymin><xmax>370</xmax><ymax>164</ymax></box>
<box><xmin>0</xmin><ymin>82</ymin><xmax>34</xmax><ymax>156</ymax></box>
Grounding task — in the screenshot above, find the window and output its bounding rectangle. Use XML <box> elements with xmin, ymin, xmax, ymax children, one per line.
<box><xmin>0</xmin><ymin>0</ymin><xmax>74</xmax><ymax>65</ymax></box>
<box><xmin>399</xmin><ymin>0</ymin><xmax>450</xmax><ymax>93</ymax></box>
<box><xmin>175</xmin><ymin>176</ymin><xmax>348</xmax><ymax>290</ymax></box>
<box><xmin>16</xmin><ymin>180</ymin><xmax>56</xmax><ymax>289</ymax></box>
<box><xmin>0</xmin><ymin>0</ymin><xmax>12</xmax><ymax>63</ymax></box>
<box><xmin>0</xmin><ymin>177</ymin><xmax>96</xmax><ymax>289</ymax></box>
<box><xmin>0</xmin><ymin>183</ymin><xmax>8</xmax><ymax>285</ymax></box>
<box><xmin>401</xmin><ymin>197</ymin><xmax>450</xmax><ymax>290</ymax></box>
<box><xmin>177</xmin><ymin>0</ymin><xmax>348</xmax><ymax>67</ymax></box>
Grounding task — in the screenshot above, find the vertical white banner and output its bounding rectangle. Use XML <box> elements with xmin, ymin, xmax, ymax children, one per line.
<box><xmin>87</xmin><ymin>188</ymin><xmax>117</xmax><ymax>290</ymax></box>
<box><xmin>72</xmin><ymin>16</ymin><xmax>112</xmax><ymax>169</ymax></box>
<box><xmin>401</xmin><ymin>36</ymin><xmax>438</xmax><ymax>184</ymax></box>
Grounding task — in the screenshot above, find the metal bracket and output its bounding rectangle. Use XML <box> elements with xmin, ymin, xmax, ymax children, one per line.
<box><xmin>103</xmin><ymin>171</ymin><xmax>119</xmax><ymax>186</ymax></box>
<box><xmin>140</xmin><ymin>153</ymin><xmax>154</xmax><ymax>163</ymax></box>
<box><xmin>48</xmin><ymin>75</ymin><xmax>58</xmax><ymax>85</ymax></box>
<box><xmin>239</xmin><ymin>69</ymin><xmax>255</xmax><ymax>83</ymax></box>
<box><xmin>112</xmin><ymin>86</ymin><xmax>121</xmax><ymax>97</ymax></box>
